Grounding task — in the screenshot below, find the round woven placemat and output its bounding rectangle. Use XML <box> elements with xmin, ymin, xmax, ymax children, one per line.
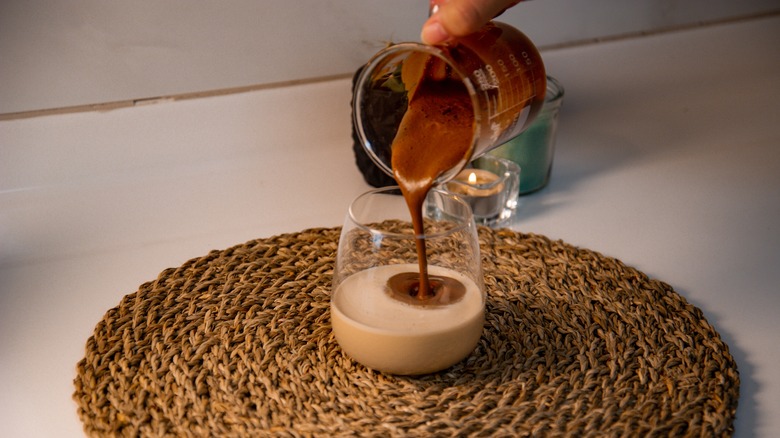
<box><xmin>74</xmin><ymin>226</ymin><xmax>739</xmax><ymax>437</ymax></box>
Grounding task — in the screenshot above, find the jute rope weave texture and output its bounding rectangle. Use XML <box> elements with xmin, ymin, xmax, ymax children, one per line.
<box><xmin>74</xmin><ymin>226</ymin><xmax>739</xmax><ymax>437</ymax></box>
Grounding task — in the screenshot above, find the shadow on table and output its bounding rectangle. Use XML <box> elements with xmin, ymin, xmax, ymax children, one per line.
<box><xmin>513</xmin><ymin>122</ymin><xmax>644</xmax><ymax>222</ymax></box>
<box><xmin>510</xmin><ymin>86</ymin><xmax>697</xmax><ymax>222</ymax></box>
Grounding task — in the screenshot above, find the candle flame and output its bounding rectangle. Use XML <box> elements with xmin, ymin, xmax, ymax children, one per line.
<box><xmin>468</xmin><ymin>172</ymin><xmax>477</xmax><ymax>185</ymax></box>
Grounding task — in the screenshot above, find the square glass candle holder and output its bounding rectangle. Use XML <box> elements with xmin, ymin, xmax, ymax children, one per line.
<box><xmin>440</xmin><ymin>155</ymin><xmax>520</xmax><ymax>228</ymax></box>
<box><xmin>489</xmin><ymin>75</ymin><xmax>564</xmax><ymax>195</ymax></box>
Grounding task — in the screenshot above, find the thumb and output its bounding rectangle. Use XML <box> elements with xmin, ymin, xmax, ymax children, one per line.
<box><xmin>422</xmin><ymin>0</ymin><xmax>520</xmax><ymax>44</ymax></box>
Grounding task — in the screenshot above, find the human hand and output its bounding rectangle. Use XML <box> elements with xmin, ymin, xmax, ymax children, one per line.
<box><xmin>421</xmin><ymin>0</ymin><xmax>521</xmax><ymax>45</ymax></box>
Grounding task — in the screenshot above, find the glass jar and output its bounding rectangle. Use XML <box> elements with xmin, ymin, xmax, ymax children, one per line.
<box><xmin>489</xmin><ymin>75</ymin><xmax>564</xmax><ymax>194</ymax></box>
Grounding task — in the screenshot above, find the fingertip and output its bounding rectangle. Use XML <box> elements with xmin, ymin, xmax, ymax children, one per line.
<box><xmin>421</xmin><ymin>20</ymin><xmax>450</xmax><ymax>45</ymax></box>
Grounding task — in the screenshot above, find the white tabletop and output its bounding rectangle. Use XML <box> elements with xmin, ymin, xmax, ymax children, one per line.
<box><xmin>1</xmin><ymin>15</ymin><xmax>778</xmax><ymax>437</ymax></box>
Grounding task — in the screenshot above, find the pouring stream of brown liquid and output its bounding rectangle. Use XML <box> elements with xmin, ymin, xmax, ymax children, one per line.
<box><xmin>388</xmin><ymin>55</ymin><xmax>474</xmax><ymax>302</ymax></box>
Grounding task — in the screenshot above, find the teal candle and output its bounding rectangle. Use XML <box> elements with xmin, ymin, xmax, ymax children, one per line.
<box><xmin>489</xmin><ymin>76</ymin><xmax>564</xmax><ymax>195</ymax></box>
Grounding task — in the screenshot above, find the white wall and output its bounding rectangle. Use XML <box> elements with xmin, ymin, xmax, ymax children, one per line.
<box><xmin>1</xmin><ymin>0</ymin><xmax>777</xmax><ymax>115</ymax></box>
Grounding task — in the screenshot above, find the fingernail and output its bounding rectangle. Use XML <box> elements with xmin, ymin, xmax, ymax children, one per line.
<box><xmin>421</xmin><ymin>21</ymin><xmax>449</xmax><ymax>45</ymax></box>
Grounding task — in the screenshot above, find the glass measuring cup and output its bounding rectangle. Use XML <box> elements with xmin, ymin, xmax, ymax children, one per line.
<box><xmin>353</xmin><ymin>21</ymin><xmax>546</xmax><ymax>183</ymax></box>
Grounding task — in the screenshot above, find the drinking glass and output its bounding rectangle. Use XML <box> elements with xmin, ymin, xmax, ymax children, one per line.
<box><xmin>331</xmin><ymin>186</ymin><xmax>485</xmax><ymax>375</ymax></box>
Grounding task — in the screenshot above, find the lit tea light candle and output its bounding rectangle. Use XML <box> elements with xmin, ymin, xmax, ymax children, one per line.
<box><xmin>446</xmin><ymin>168</ymin><xmax>505</xmax><ymax>217</ymax></box>
<box><xmin>331</xmin><ymin>264</ymin><xmax>485</xmax><ymax>375</ymax></box>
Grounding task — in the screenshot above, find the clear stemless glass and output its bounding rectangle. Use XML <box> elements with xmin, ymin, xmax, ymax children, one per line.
<box><xmin>331</xmin><ymin>186</ymin><xmax>485</xmax><ymax>375</ymax></box>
